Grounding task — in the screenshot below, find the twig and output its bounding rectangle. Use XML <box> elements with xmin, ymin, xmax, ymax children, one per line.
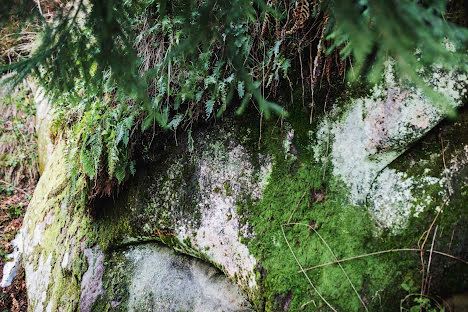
<box><xmin>309</xmin><ymin>42</ymin><xmax>314</xmax><ymax>121</ymax></box>
<box><xmin>0</xmin><ymin>180</ymin><xmax>29</xmax><ymax>195</ymax></box>
<box><xmin>322</xmin><ymin>127</ymin><xmax>330</xmax><ymax>181</ymax></box>
<box><xmin>300</xmin><ymin>299</ymin><xmax>316</xmax><ymax>310</ymax></box>
<box><xmin>281</xmin><ymin>224</ymin><xmax>337</xmax><ymax>312</ymax></box>
<box><xmin>258</xmin><ymin>43</ymin><xmax>266</xmax><ymax>150</ymax></box>
<box><xmin>448</xmin><ymin>229</ymin><xmax>455</xmax><ymax>250</ymax></box>
<box><xmin>36</xmin><ymin>0</ymin><xmax>44</xmax><ymax>17</ymax></box>
<box><xmin>424</xmin><ymin>225</ymin><xmax>438</xmax><ymax>295</ymax></box>
<box><xmin>286</xmin><ymin>222</ymin><xmax>368</xmax><ymax>311</ymax></box>
<box><xmin>299</xmin><ymin>47</ymin><xmax>305</xmax><ymax>108</ymax></box>
<box><xmin>419</xmin><ymin>195</ymin><xmax>451</xmax><ymax>303</ymax></box>
<box><xmin>287</xmin><ymin>188</ymin><xmax>308</xmax><ymax>224</ymax></box>
<box><xmin>440</xmin><ymin>130</ymin><xmax>452</xmax><ymax>195</ymax></box>
<box><xmin>310</xmin><ymin>17</ymin><xmax>328</xmax><ymax>124</ymax></box>
<box><xmin>300</xmin><ymin>248</ymin><xmax>468</xmax><ymax>272</ymax></box>
<box><xmin>258</xmin><ymin>112</ymin><xmax>263</xmax><ymax>150</ymax></box>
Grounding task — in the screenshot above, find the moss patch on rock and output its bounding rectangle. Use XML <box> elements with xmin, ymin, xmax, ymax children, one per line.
<box><xmin>241</xmin><ymin>103</ymin><xmax>468</xmax><ymax>311</ymax></box>
<box><xmin>243</xmin><ymin>141</ymin><xmax>413</xmax><ymax>310</ymax></box>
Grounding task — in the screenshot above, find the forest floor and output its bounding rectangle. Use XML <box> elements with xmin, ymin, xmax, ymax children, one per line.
<box><xmin>0</xmin><ymin>83</ymin><xmax>38</xmax><ymax>312</ymax></box>
<box><xmin>0</xmin><ymin>182</ymin><xmax>34</xmax><ymax>312</ymax></box>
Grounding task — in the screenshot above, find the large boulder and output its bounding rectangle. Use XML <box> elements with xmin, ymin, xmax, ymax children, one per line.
<box><xmin>22</xmin><ymin>64</ymin><xmax>467</xmax><ymax>311</ymax></box>
<box><xmin>21</xmin><ymin>140</ymin><xmax>255</xmax><ymax>311</ymax></box>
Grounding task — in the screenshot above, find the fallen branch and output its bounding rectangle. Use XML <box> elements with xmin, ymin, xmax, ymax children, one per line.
<box><xmin>0</xmin><ymin>180</ymin><xmax>29</xmax><ymax>195</ymax></box>
<box><xmin>281</xmin><ymin>224</ymin><xmax>337</xmax><ymax>312</ymax></box>
<box><xmin>286</xmin><ymin>222</ymin><xmax>368</xmax><ymax>311</ymax></box>
<box><xmin>418</xmin><ymin>195</ymin><xmax>451</xmax><ymax>308</ymax></box>
<box><xmin>300</xmin><ymin>248</ymin><xmax>468</xmax><ymax>273</ymax></box>
<box><xmin>287</xmin><ymin>188</ymin><xmax>308</xmax><ymax>224</ymax></box>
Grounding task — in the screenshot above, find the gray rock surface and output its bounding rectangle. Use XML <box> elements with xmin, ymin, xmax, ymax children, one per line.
<box><xmin>0</xmin><ymin>232</ymin><xmax>23</xmax><ymax>288</ymax></box>
<box><xmin>101</xmin><ymin>243</ymin><xmax>252</xmax><ymax>312</ymax></box>
<box><xmin>21</xmin><ymin>134</ymin><xmax>260</xmax><ymax>311</ymax></box>
<box><xmin>81</xmin><ymin>247</ymin><xmax>105</xmax><ymax>312</ymax></box>
<box><xmin>31</xmin><ymin>83</ymin><xmax>55</xmax><ymax>174</ymax></box>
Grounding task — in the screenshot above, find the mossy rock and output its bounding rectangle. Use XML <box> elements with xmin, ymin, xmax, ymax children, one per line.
<box><xmin>21</xmin><ymin>66</ymin><xmax>467</xmax><ymax>311</ymax></box>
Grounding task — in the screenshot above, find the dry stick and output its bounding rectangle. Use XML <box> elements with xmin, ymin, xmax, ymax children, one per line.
<box><xmin>36</xmin><ymin>0</ymin><xmax>44</xmax><ymax>17</ymax></box>
<box><xmin>309</xmin><ymin>43</ymin><xmax>314</xmax><ymax>121</ymax></box>
<box><xmin>300</xmin><ymin>299</ymin><xmax>317</xmax><ymax>310</ymax></box>
<box><xmin>287</xmin><ymin>222</ymin><xmax>368</xmax><ymax>311</ymax></box>
<box><xmin>424</xmin><ymin>225</ymin><xmax>438</xmax><ymax>295</ymax></box>
<box><xmin>300</xmin><ymin>248</ymin><xmax>467</xmax><ymax>272</ymax></box>
<box><xmin>0</xmin><ymin>179</ymin><xmax>29</xmax><ymax>195</ymax></box>
<box><xmin>299</xmin><ymin>48</ymin><xmax>305</xmax><ymax>108</ymax></box>
<box><xmin>281</xmin><ymin>225</ymin><xmax>337</xmax><ymax>312</ymax></box>
<box><xmin>258</xmin><ymin>112</ymin><xmax>263</xmax><ymax>149</ymax></box>
<box><xmin>310</xmin><ymin>17</ymin><xmax>328</xmax><ymax>124</ymax></box>
<box><xmin>440</xmin><ymin>131</ymin><xmax>452</xmax><ymax>195</ymax></box>
<box><xmin>419</xmin><ymin>195</ymin><xmax>451</xmax><ymax>304</ymax></box>
<box><xmin>287</xmin><ymin>189</ymin><xmax>308</xmax><ymax>224</ymax></box>
<box><xmin>258</xmin><ymin>44</ymin><xmax>266</xmax><ymax>149</ymax></box>
<box><xmin>322</xmin><ymin>129</ymin><xmax>330</xmax><ymax>180</ymax></box>
<box><xmin>448</xmin><ymin>229</ymin><xmax>455</xmax><ymax>250</ymax></box>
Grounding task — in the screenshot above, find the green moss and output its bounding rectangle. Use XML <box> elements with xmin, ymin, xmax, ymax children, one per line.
<box><xmin>240</xmin><ymin>105</ymin><xmax>468</xmax><ymax>311</ymax></box>
<box><xmin>224</xmin><ymin>181</ymin><xmax>232</xmax><ymax>196</ymax></box>
<box><xmin>91</xmin><ymin>252</ymin><xmax>131</xmax><ymax>312</ymax></box>
<box><xmin>28</xmin><ymin>90</ymin><xmax>468</xmax><ymax>311</ymax></box>
<box><xmin>49</xmin><ymin>266</ymin><xmax>82</xmax><ymax>312</ymax></box>
<box><xmin>241</xmin><ymin>117</ymin><xmax>419</xmax><ymax>311</ymax></box>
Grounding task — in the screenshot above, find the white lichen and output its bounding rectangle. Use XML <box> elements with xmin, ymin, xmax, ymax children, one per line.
<box><xmin>367</xmin><ymin>169</ymin><xmax>442</xmax><ymax>231</ymax></box>
<box><xmin>315</xmin><ymin>60</ymin><xmax>466</xmax><ymax>204</ymax></box>
<box><xmin>177</xmin><ymin>142</ymin><xmax>272</xmax><ymax>290</ymax></box>
<box><xmin>0</xmin><ymin>232</ymin><xmax>23</xmax><ymax>288</ymax></box>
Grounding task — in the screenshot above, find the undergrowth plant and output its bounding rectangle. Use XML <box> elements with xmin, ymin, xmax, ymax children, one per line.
<box><xmin>52</xmin><ymin>82</ymin><xmax>140</xmax><ymax>207</ymax></box>
<box><xmin>1</xmin><ymin>0</ymin><xmax>466</xmax><ymax>221</ymax></box>
<box><xmin>0</xmin><ymin>82</ymin><xmax>38</xmax><ymax>187</ymax></box>
<box><xmin>35</xmin><ymin>0</ymin><xmax>297</xmax><ymax>206</ymax></box>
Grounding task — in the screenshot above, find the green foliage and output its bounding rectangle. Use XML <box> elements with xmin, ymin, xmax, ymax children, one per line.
<box><xmin>7</xmin><ymin>203</ymin><xmax>23</xmax><ymax>219</ymax></box>
<box><xmin>2</xmin><ymin>0</ymin><xmax>145</xmax><ymax>100</ymax></box>
<box><xmin>326</xmin><ymin>0</ymin><xmax>468</xmax><ymax>112</ymax></box>
<box><xmin>2</xmin><ymin>0</ymin><xmax>289</xmax><ymax>125</ymax></box>
<box><xmin>2</xmin><ymin>1</ymin><xmax>466</xmax><ymax>196</ymax></box>
<box><xmin>2</xmin><ymin>0</ymin><xmax>467</xmax><ymax>120</ymax></box>
<box><xmin>0</xmin><ymin>82</ymin><xmax>38</xmax><ymax>186</ymax></box>
<box><xmin>53</xmin><ymin>80</ymin><xmax>140</xmax><ymax>206</ymax></box>
<box><xmin>136</xmin><ymin>0</ymin><xmax>288</xmax><ymax>128</ymax></box>
<box><xmin>70</xmin><ymin>101</ymin><xmax>135</xmax><ymax>183</ymax></box>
